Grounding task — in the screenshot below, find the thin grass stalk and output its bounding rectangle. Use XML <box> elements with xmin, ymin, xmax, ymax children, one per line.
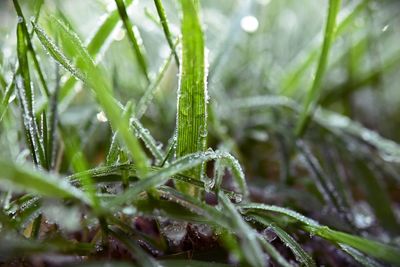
<box><xmin>153</xmin><ymin>0</ymin><xmax>180</xmax><ymax>66</ymax></box>
<box><xmin>295</xmin><ymin>0</ymin><xmax>341</xmax><ymax>136</ymax></box>
<box><xmin>114</xmin><ymin>0</ymin><xmax>150</xmax><ymax>82</ymax></box>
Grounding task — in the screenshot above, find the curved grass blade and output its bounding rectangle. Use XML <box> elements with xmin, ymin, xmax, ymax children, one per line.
<box><xmin>114</xmin><ymin>0</ymin><xmax>149</xmax><ymax>82</ymax></box>
<box><xmin>33</xmin><ymin>22</ymin><xmax>85</xmax><ymax>82</ymax></box>
<box><xmin>256</xmin><ymin>235</ymin><xmax>292</xmax><ymax>267</ymax></box>
<box><xmin>339</xmin><ymin>244</ymin><xmax>385</xmax><ymax>267</ymax></box>
<box><xmin>45</xmin><ymin>0</ymin><xmax>134</xmax><ymax>111</ymax></box>
<box><xmin>0</xmin><ymin>160</ymin><xmax>89</xmax><ymax>204</ymax></box>
<box><xmin>109</xmin><ymin>228</ymin><xmax>162</xmax><ymax>267</ymax></box>
<box><xmin>252</xmin><ymin>215</ymin><xmax>316</xmax><ymax>267</ymax></box>
<box><xmin>218</xmin><ymin>193</ymin><xmax>265</xmax><ymax>267</ymax></box>
<box><xmin>295</xmin><ymin>0</ymin><xmax>341</xmax><ymax>137</ymax></box>
<box><xmin>232</xmin><ymin>94</ymin><xmax>400</xmax><ymax>165</ymax></box>
<box><xmin>240</xmin><ymin>203</ymin><xmax>400</xmax><ymax>266</ymax></box>
<box><xmin>108</xmin><ymin>150</ymin><xmax>247</xmax><ymax>208</ymax></box>
<box><xmin>175</xmin><ymin>0</ymin><xmax>208</xmax><ymax>196</ymax></box>
<box><xmin>33</xmin><ymin>19</ymin><xmax>150</xmax><ymax>177</ymax></box>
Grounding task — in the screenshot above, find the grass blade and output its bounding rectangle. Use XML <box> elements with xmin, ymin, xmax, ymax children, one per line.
<box><xmin>175</xmin><ymin>0</ymin><xmax>208</xmax><ymax>196</ymax></box>
<box><xmin>33</xmin><ymin>19</ymin><xmax>150</xmax><ymax>177</ymax></box>
<box><xmin>131</xmin><ymin>117</ymin><xmax>164</xmax><ymax>164</ymax></box>
<box><xmin>54</xmin><ymin>0</ymin><xmax>134</xmax><ymax>109</ymax></box>
<box><xmin>136</xmin><ymin>44</ymin><xmax>175</xmax><ymax>119</ymax></box>
<box><xmin>252</xmin><ymin>215</ymin><xmax>316</xmax><ymax>267</ymax></box>
<box><xmin>218</xmin><ymin>194</ymin><xmax>265</xmax><ymax>267</ymax></box>
<box><xmin>114</xmin><ymin>0</ymin><xmax>149</xmax><ymax>82</ymax></box>
<box><xmin>16</xmin><ymin>21</ymin><xmax>46</xmax><ymax>168</ymax></box>
<box><xmin>295</xmin><ymin>0</ymin><xmax>341</xmax><ymax>136</ymax></box>
<box><xmin>153</xmin><ymin>0</ymin><xmax>179</xmax><ymax>66</ymax></box>
<box><xmin>0</xmin><ymin>160</ymin><xmax>89</xmax><ymax>204</ymax></box>
<box><xmin>13</xmin><ymin>0</ymin><xmax>50</xmax><ymax>98</ymax></box>
<box><xmin>108</xmin><ymin>150</ymin><xmax>246</xmax><ymax>208</ymax></box>
<box><xmin>241</xmin><ymin>203</ymin><xmax>400</xmax><ymax>266</ymax></box>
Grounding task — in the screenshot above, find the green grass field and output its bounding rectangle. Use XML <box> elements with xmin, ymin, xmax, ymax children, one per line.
<box><xmin>1</xmin><ymin>0</ymin><xmax>400</xmax><ymax>266</ymax></box>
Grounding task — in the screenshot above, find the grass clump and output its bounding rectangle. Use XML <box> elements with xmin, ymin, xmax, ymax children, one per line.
<box><xmin>0</xmin><ymin>0</ymin><xmax>400</xmax><ymax>266</ymax></box>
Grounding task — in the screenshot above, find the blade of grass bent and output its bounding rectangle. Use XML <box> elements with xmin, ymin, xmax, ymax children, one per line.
<box><xmin>240</xmin><ymin>203</ymin><xmax>400</xmax><ymax>265</ymax></box>
<box><xmin>33</xmin><ymin>20</ymin><xmax>150</xmax><ymax>177</ymax></box>
<box><xmin>0</xmin><ymin>160</ymin><xmax>89</xmax><ymax>204</ymax></box>
<box><xmin>175</xmin><ymin>0</ymin><xmax>208</xmax><ymax>196</ymax></box>
<box><xmin>251</xmin><ymin>215</ymin><xmax>316</xmax><ymax>267</ymax></box>
<box><xmin>42</xmin><ymin>0</ymin><xmax>134</xmax><ymax>112</ymax></box>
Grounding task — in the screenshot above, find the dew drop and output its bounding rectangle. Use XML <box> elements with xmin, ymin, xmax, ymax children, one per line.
<box><xmin>96</xmin><ymin>111</ymin><xmax>108</xmax><ymax>122</ymax></box>
<box><xmin>240</xmin><ymin>15</ymin><xmax>259</xmax><ymax>33</ymax></box>
<box><xmin>113</xmin><ymin>28</ymin><xmax>125</xmax><ymax>41</ymax></box>
<box><xmin>262</xmin><ymin>227</ymin><xmax>277</xmax><ymax>242</ymax></box>
<box><xmin>122</xmin><ymin>206</ymin><xmax>136</xmax><ymax>215</ymax></box>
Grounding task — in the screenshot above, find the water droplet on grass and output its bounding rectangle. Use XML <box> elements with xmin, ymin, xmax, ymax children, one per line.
<box><xmin>96</xmin><ymin>111</ymin><xmax>108</xmax><ymax>122</ymax></box>
<box><xmin>122</xmin><ymin>206</ymin><xmax>136</xmax><ymax>215</ymax></box>
<box><xmin>113</xmin><ymin>28</ymin><xmax>125</xmax><ymax>41</ymax></box>
<box><xmin>240</xmin><ymin>15</ymin><xmax>259</xmax><ymax>33</ymax></box>
<box><xmin>262</xmin><ymin>227</ymin><xmax>277</xmax><ymax>242</ymax></box>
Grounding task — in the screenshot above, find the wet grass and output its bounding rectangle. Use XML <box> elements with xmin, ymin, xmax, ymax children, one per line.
<box><xmin>0</xmin><ymin>0</ymin><xmax>400</xmax><ymax>266</ymax></box>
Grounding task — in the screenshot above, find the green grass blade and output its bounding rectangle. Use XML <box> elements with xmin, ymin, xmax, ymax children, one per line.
<box><xmin>339</xmin><ymin>244</ymin><xmax>385</xmax><ymax>267</ymax></box>
<box><xmin>55</xmin><ymin>0</ymin><xmax>134</xmax><ymax>108</ymax></box>
<box><xmin>218</xmin><ymin>194</ymin><xmax>265</xmax><ymax>267</ymax></box>
<box><xmin>131</xmin><ymin>117</ymin><xmax>164</xmax><ymax>164</ymax></box>
<box><xmin>33</xmin><ymin>19</ymin><xmax>150</xmax><ymax>177</ymax></box>
<box><xmin>136</xmin><ymin>44</ymin><xmax>175</xmax><ymax>119</ymax></box>
<box><xmin>241</xmin><ymin>203</ymin><xmax>400</xmax><ymax>266</ymax></box>
<box><xmin>12</xmin><ymin>0</ymin><xmax>50</xmax><ymax>98</ymax></box>
<box><xmin>281</xmin><ymin>0</ymin><xmax>367</xmax><ymax>97</ymax></box>
<box><xmin>87</xmin><ymin>0</ymin><xmax>134</xmax><ymax>57</ymax></box>
<box><xmin>108</xmin><ymin>150</ymin><xmax>246</xmax><ymax>208</ymax></box>
<box><xmin>114</xmin><ymin>0</ymin><xmax>150</xmax><ymax>82</ymax></box>
<box><xmin>175</xmin><ymin>0</ymin><xmax>208</xmax><ymax>196</ymax></box>
<box><xmin>16</xmin><ymin>22</ymin><xmax>46</xmax><ymax>168</ymax></box>
<box><xmin>295</xmin><ymin>0</ymin><xmax>341</xmax><ymax>136</ymax></box>
<box><xmin>252</xmin><ymin>215</ymin><xmax>316</xmax><ymax>267</ymax></box>
<box><xmin>33</xmin><ymin>22</ymin><xmax>85</xmax><ymax>82</ymax></box>
<box><xmin>297</xmin><ymin>140</ymin><xmax>349</xmax><ymax>218</ymax></box>
<box><xmin>46</xmin><ymin>65</ymin><xmax>60</xmax><ymax>170</ymax></box>
<box><xmin>309</xmin><ymin>226</ymin><xmax>400</xmax><ymax>265</ymax></box>
<box><xmin>153</xmin><ymin>0</ymin><xmax>179</xmax><ymax>66</ymax></box>
<box><xmin>109</xmin><ymin>229</ymin><xmax>162</xmax><ymax>267</ymax></box>
<box><xmin>0</xmin><ymin>160</ymin><xmax>89</xmax><ymax>204</ymax></box>
<box><xmin>62</xmin><ymin>132</ymin><xmax>101</xmax><ymax>212</ymax></box>
<box><xmin>256</xmin><ymin>235</ymin><xmax>292</xmax><ymax>267</ymax></box>
<box><xmin>314</xmin><ymin>109</ymin><xmax>400</xmax><ymax>163</ymax></box>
